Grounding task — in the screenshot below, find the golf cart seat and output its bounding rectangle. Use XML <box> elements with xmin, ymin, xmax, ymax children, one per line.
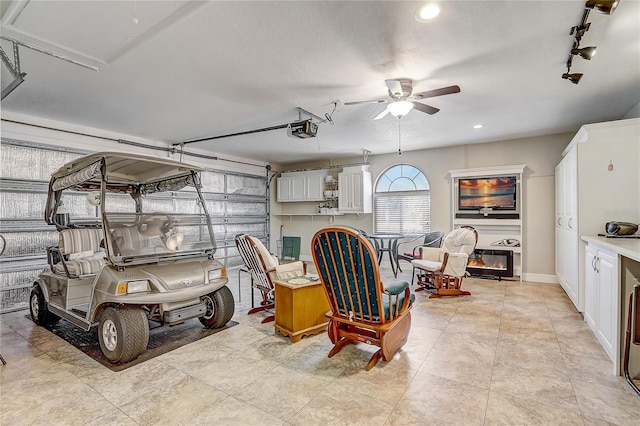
<box><xmin>50</xmin><ymin>228</ymin><xmax>106</xmax><ymax>277</ymax></box>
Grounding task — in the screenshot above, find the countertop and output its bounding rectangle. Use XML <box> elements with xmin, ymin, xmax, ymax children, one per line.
<box><xmin>581</xmin><ymin>235</ymin><xmax>640</xmax><ymax>263</ymax></box>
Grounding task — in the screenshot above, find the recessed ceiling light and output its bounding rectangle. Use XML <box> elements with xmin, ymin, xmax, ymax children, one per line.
<box><xmin>415</xmin><ymin>3</ymin><xmax>440</xmax><ymax>22</ymax></box>
<box><xmin>473</xmin><ymin>124</ymin><xmax>484</xmax><ymax>129</ymax></box>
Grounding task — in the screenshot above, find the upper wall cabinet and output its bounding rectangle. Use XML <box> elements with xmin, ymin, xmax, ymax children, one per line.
<box><xmin>338</xmin><ymin>165</ymin><xmax>372</xmax><ymax>213</ymax></box>
<box><xmin>277</xmin><ymin>171</ymin><xmax>325</xmax><ymax>202</ymax></box>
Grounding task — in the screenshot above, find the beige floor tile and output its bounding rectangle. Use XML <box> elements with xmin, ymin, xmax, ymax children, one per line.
<box><xmin>434</xmin><ymin>330</ymin><xmax>498</xmax><ymax>359</ymax></box>
<box><xmin>561</xmin><ymin>352</ymin><xmax>626</xmax><ymax>390</ymax></box>
<box><xmin>420</xmin><ymin>347</ymin><xmax>494</xmax><ymax>389</ymax></box>
<box><xmin>236</xmin><ymin>365</ymin><xmax>330</xmax><ymax>420</ymax></box>
<box><xmin>193</xmin><ymin>395</ymin><xmax>285</xmax><ymax>425</ymax></box>
<box><xmin>500</xmin><ymin>315</ymin><xmax>556</xmax><ymax>334</ymax></box>
<box><xmin>388</xmin><ymin>372</ymin><xmax>489</xmax><ymax>426</ymax></box>
<box><xmin>83</xmin><ymin>410</ymin><xmax>139</xmax><ymax>426</ymax></box>
<box><xmin>490</xmin><ymin>363</ymin><xmax>580</xmax><ymax>413</ymax></box>
<box><xmin>0</xmin><ymin>359</ymin><xmax>117</xmax><ymax>425</ymax></box>
<box><xmin>497</xmin><ymin>328</ymin><xmax>561</xmax><ymax>352</ymax></box>
<box><xmin>444</xmin><ymin>313</ymin><xmax>501</xmax><ymax>338</ymax></box>
<box><xmin>80</xmin><ymin>360</ymin><xmax>191</xmax><ymax>408</ymax></box>
<box><xmin>552</xmin><ymin>317</ymin><xmax>594</xmax><ymax>335</ymax></box>
<box><xmin>289</xmin><ymin>382</ymin><xmax>395</xmax><ymax>426</ymax></box>
<box><xmin>333</xmin><ymin>355</ymin><xmax>419</xmax><ymax>404</ymax></box>
<box><xmin>548</xmin><ymin>306</ymin><xmax>583</xmax><ymax>321</ymax></box>
<box><xmin>455</xmin><ymin>299</ymin><xmax>504</xmax><ymax>319</ymax></box>
<box><xmin>119</xmin><ymin>375</ymin><xmax>228</xmax><ymax>425</ymax></box>
<box><xmin>188</xmin><ymin>351</ymin><xmax>279</xmax><ymax>395</ymax></box>
<box><xmin>494</xmin><ymin>340</ymin><xmax>566</xmax><ymax>373</ymax></box>
<box><xmin>572</xmin><ymin>379</ymin><xmax>640</xmax><ymax>424</ymax></box>
<box><xmin>484</xmin><ymin>391</ymin><xmax>584</xmax><ymax>425</ymax></box>
<box><xmin>556</xmin><ymin>329</ymin><xmax>611</xmax><ymax>361</ymax></box>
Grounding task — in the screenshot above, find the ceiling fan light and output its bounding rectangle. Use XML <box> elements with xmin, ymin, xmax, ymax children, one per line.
<box><xmin>562</xmin><ymin>72</ymin><xmax>583</xmax><ymax>84</ymax></box>
<box><xmin>387</xmin><ymin>100</ymin><xmax>414</xmax><ymax>117</ymax></box>
<box><xmin>415</xmin><ymin>3</ymin><xmax>440</xmax><ymax>22</ymax></box>
<box><xmin>571</xmin><ymin>46</ymin><xmax>597</xmax><ymax>60</ymax></box>
<box><xmin>585</xmin><ymin>0</ymin><xmax>619</xmax><ymax>14</ymax></box>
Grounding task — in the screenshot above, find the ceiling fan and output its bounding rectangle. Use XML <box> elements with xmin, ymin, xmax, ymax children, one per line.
<box><xmin>345</xmin><ymin>79</ymin><xmax>461</xmax><ymax>120</ymax></box>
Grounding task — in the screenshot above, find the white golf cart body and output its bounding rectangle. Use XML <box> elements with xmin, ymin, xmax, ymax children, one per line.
<box><xmin>31</xmin><ymin>152</ymin><xmax>234</xmax><ymax>363</ymax></box>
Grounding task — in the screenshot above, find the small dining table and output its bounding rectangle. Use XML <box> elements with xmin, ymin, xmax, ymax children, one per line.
<box><xmin>366</xmin><ymin>233</ymin><xmax>407</xmax><ymax>277</ymax></box>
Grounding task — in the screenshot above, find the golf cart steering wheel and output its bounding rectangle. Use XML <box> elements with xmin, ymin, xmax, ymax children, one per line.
<box><xmin>136</xmin><ymin>214</ymin><xmax>174</xmax><ymax>237</ymax></box>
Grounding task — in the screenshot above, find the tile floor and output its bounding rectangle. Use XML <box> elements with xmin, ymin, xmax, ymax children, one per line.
<box><xmin>1</xmin><ymin>265</ymin><xmax>639</xmax><ymax>425</ymax></box>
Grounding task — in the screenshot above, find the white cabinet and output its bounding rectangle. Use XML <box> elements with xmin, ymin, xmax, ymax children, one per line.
<box><xmin>555</xmin><ymin>118</ymin><xmax>640</xmax><ymax>312</ymax></box>
<box><xmin>277</xmin><ymin>172</ymin><xmax>324</xmax><ymax>202</ymax></box>
<box><xmin>277</xmin><ymin>174</ymin><xmax>306</xmax><ymax>202</ymax></box>
<box><xmin>584</xmin><ymin>245</ymin><xmax>618</xmax><ymax>362</ymax></box>
<box><xmin>338</xmin><ymin>166</ymin><xmax>372</xmax><ymax>213</ymax></box>
<box><xmin>555</xmin><ymin>148</ymin><xmax>579</xmax><ymax>309</ymax></box>
<box><xmin>305</xmin><ymin>174</ymin><xmax>324</xmax><ymax>201</ymax></box>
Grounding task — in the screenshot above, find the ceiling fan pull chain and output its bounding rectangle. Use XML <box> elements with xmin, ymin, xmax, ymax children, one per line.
<box><xmin>398</xmin><ymin>118</ymin><xmax>402</xmax><ymax>155</ymax></box>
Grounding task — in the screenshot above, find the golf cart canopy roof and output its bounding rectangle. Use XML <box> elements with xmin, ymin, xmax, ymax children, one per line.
<box><xmin>49</xmin><ymin>152</ymin><xmax>203</xmax><ymax>193</ymax></box>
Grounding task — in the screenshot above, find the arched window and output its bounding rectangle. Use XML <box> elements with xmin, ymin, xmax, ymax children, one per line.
<box><xmin>374</xmin><ymin>164</ymin><xmax>430</xmax><ymax>234</ymax></box>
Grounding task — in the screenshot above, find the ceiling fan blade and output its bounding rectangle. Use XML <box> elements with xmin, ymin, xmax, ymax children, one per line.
<box><xmin>385</xmin><ymin>79</ymin><xmax>404</xmax><ymax>97</ymax></box>
<box><xmin>412</xmin><ymin>102</ymin><xmax>440</xmax><ymax>115</ymax></box>
<box><xmin>413</xmin><ymin>85</ymin><xmax>461</xmax><ymax>99</ymax></box>
<box><xmin>373</xmin><ymin>108</ymin><xmax>391</xmax><ymax>120</ymax></box>
<box><xmin>344</xmin><ymin>99</ymin><xmax>386</xmax><ymax>106</ymax></box>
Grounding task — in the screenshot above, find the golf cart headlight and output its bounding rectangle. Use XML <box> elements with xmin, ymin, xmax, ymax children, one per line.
<box><xmin>117</xmin><ymin>280</ymin><xmax>149</xmax><ymax>294</ymax></box>
<box><xmin>208</xmin><ymin>268</ymin><xmax>226</xmax><ymax>281</ymax></box>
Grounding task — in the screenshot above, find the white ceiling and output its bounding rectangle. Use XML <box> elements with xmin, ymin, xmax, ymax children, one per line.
<box><xmin>1</xmin><ymin>0</ymin><xmax>639</xmax><ymax>165</ymax></box>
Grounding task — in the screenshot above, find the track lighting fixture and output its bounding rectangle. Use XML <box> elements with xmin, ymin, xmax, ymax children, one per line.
<box><xmin>571</xmin><ymin>46</ymin><xmax>597</xmax><ymax>60</ymax></box>
<box><xmin>561</xmin><ymin>0</ymin><xmax>620</xmax><ymax>84</ymax></box>
<box><xmin>562</xmin><ymin>72</ymin><xmax>583</xmax><ymax>84</ymax></box>
<box><xmin>585</xmin><ymin>0</ymin><xmax>619</xmax><ymax>15</ymax></box>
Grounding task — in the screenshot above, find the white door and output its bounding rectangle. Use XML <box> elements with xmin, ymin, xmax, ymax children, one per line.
<box><xmin>338</xmin><ymin>173</ymin><xmax>353</xmax><ymax>211</ymax></box>
<box><xmin>290</xmin><ymin>175</ymin><xmax>306</xmax><ymax>201</ymax></box>
<box><xmin>596</xmin><ymin>250</ymin><xmax>616</xmax><ymax>360</ymax></box>
<box><xmin>305</xmin><ymin>175</ymin><xmax>324</xmax><ymax>201</ymax></box>
<box><xmin>584</xmin><ymin>245</ymin><xmax>598</xmax><ymax>332</ymax></box>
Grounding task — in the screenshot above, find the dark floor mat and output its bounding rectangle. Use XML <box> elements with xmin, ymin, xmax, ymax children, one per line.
<box><xmin>32</xmin><ymin>315</ymin><xmax>238</xmax><ymax>372</ymax></box>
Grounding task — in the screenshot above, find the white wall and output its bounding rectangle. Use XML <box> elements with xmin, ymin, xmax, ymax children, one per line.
<box><xmin>271</xmin><ymin>133</ymin><xmax>573</xmax><ymax>280</ymax></box>
<box><xmin>623</xmin><ymin>101</ymin><xmax>640</xmax><ymax>119</ymax></box>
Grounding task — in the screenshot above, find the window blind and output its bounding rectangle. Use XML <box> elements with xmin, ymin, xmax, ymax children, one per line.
<box><xmin>374</xmin><ymin>192</ymin><xmax>431</xmax><ymax>235</ymax></box>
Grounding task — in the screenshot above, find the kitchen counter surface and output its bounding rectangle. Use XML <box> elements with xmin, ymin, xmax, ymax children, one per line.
<box><xmin>581</xmin><ymin>235</ymin><xmax>640</xmax><ymax>262</ymax></box>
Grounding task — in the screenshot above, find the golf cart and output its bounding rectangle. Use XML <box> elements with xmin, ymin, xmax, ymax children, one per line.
<box><xmin>30</xmin><ymin>152</ymin><xmax>234</xmax><ymax>363</ymax></box>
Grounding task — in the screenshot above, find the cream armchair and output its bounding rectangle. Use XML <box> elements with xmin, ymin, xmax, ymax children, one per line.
<box><xmin>411</xmin><ymin>226</ymin><xmax>478</xmax><ymax>298</ymax></box>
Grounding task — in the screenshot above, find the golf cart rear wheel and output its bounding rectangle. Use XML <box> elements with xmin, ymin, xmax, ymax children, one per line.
<box><xmin>199</xmin><ymin>286</ymin><xmax>235</xmax><ymax>329</ymax></box>
<box><xmin>98</xmin><ymin>307</ymin><xmax>149</xmax><ymax>364</ymax></box>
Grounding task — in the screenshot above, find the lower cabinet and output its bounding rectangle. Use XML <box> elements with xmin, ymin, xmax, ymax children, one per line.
<box><xmin>584</xmin><ymin>245</ymin><xmax>618</xmax><ymax>361</ymax></box>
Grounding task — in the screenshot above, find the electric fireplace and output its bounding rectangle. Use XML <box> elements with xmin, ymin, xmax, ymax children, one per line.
<box><xmin>467</xmin><ymin>249</ymin><xmax>514</xmax><ymax>279</ymax></box>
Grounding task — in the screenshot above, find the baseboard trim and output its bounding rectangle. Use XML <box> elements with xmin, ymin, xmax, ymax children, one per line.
<box><xmin>522</xmin><ymin>273</ymin><xmax>558</xmax><ymax>284</ymax></box>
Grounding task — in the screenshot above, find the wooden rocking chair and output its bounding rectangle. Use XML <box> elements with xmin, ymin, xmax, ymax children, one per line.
<box><xmin>411</xmin><ymin>226</ymin><xmax>478</xmax><ymax>298</ymax></box>
<box><xmin>235</xmin><ymin>234</ymin><xmax>305</xmax><ymax>323</ymax></box>
<box><xmin>311</xmin><ymin>226</ymin><xmax>414</xmax><ymax>371</ymax></box>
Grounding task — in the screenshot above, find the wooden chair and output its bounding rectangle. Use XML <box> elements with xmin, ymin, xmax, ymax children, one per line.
<box><xmin>235</xmin><ymin>234</ymin><xmax>305</xmax><ymax>323</ymax></box>
<box><xmin>311</xmin><ymin>226</ymin><xmax>414</xmax><ymax>371</ymax></box>
<box><xmin>411</xmin><ymin>226</ymin><xmax>478</xmax><ymax>298</ymax></box>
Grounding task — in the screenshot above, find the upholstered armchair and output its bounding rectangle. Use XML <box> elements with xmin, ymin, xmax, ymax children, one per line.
<box><xmin>235</xmin><ymin>234</ymin><xmax>306</xmax><ymax>323</ymax></box>
<box><xmin>312</xmin><ymin>226</ymin><xmax>414</xmax><ymax>371</ymax></box>
<box><xmin>411</xmin><ymin>226</ymin><xmax>478</xmax><ymax>298</ymax></box>
<box><xmin>396</xmin><ymin>231</ymin><xmax>444</xmax><ymax>276</ymax></box>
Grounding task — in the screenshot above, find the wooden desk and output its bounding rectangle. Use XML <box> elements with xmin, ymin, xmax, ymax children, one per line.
<box><xmin>274</xmin><ymin>278</ymin><xmax>330</xmax><ymax>343</ymax></box>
